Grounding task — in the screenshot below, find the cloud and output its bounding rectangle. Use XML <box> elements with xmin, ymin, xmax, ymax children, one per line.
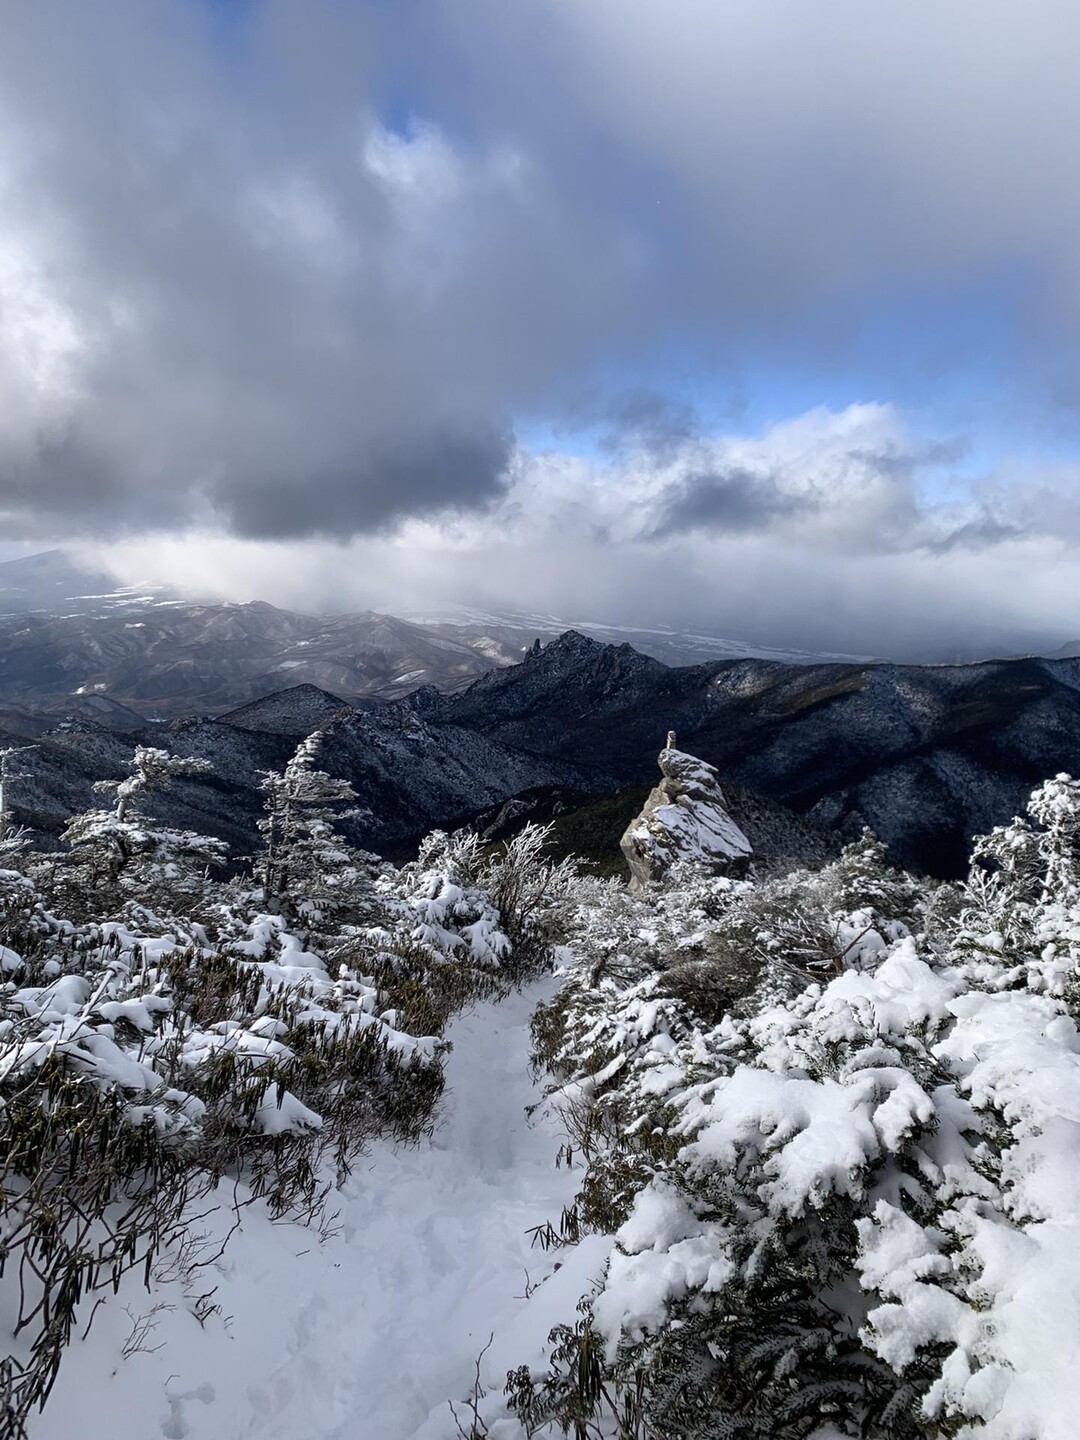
<box><xmin>588</xmin><ymin>390</ymin><xmax>707</xmax><ymax>463</ymax></box>
<box><xmin>4</xmin><ymin>0</ymin><xmax>1079</xmax><ymax>547</ymax></box>
<box><xmin>94</xmin><ymin>403</ymin><xmax>1080</xmax><ymax>661</ymax></box>
<box><xmin>209</xmin><ymin>424</ymin><xmax>513</xmax><ymax>540</ymax></box>
<box><xmin>2</xmin><ymin>0</ymin><xmax>1080</xmax><ymax>661</ymax></box>
<box><xmin>645</xmin><ymin>467</ymin><xmax>808</xmax><ymax>538</ymax></box>
<box><xmin>0</xmin><ymin>0</ymin><xmax>638</xmax><ymax>539</ymax></box>
<box><xmin>922</xmin><ymin>512</ymin><xmax>1027</xmax><ymax>554</ymax></box>
<box><xmin>431</xmin><ymin>0</ymin><xmax>1080</xmax><ymax>338</ymax></box>
<box><xmin>628</xmin><ymin>405</ymin><xmax>980</xmax><ymax>552</ymax></box>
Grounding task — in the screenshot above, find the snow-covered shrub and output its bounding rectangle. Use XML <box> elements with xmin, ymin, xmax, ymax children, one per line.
<box><xmin>0</xmin><ymin>877</ymin><xmax>453</xmax><ymax>1434</ymax></box>
<box><xmin>475</xmin><ymin>823</ymin><xmax>582</xmax><ymax>977</ymax></box>
<box><xmin>501</xmin><ymin>777</ymin><xmax>1080</xmax><ymax>1440</ymax></box>
<box><xmin>47</xmin><ymin>746</ymin><xmax>227</xmax><ymax>918</ymax></box>
<box><xmin>338</xmin><ymin>823</ymin><xmax>583</xmax><ymax>1043</ymax></box>
<box><xmin>329</xmin><ymin>828</ymin><xmax>511</xmax><ymax>1040</ymax></box>
<box><xmin>0</xmin><ymin>740</ymin><xmax>560</xmax><ymax>1436</ymax></box>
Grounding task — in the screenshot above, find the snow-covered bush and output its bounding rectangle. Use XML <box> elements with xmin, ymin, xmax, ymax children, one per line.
<box><xmin>0</xmin><ymin>748</ymin><xmax>579</xmax><ymax>1436</ymax></box>
<box><xmin>46</xmin><ymin>746</ymin><xmax>227</xmax><ymax>918</ymax></box>
<box><xmin>338</xmin><ymin>823</ymin><xmax>583</xmax><ymax>1044</ymax></box>
<box><xmin>0</xmin><ymin>872</ymin><xmax>454</xmax><ymax>1433</ymax></box>
<box><xmin>498</xmin><ymin>776</ymin><xmax>1080</xmax><ymax>1440</ymax></box>
<box><xmin>474</xmin><ymin>823</ymin><xmax>581</xmax><ymax>976</ymax></box>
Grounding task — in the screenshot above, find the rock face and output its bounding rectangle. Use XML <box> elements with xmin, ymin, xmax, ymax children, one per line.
<box><xmin>219</xmin><ymin>684</ymin><xmax>355</xmax><ymax>737</ymax></box>
<box><xmin>620</xmin><ymin>735</ymin><xmax>753</xmax><ymax>890</ymax></box>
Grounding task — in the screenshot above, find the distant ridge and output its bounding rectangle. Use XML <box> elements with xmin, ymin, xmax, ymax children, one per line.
<box><xmin>2</xmin><ymin>635</ymin><xmax>1080</xmax><ymax>877</ymax></box>
<box><xmin>220</xmin><ymin>684</ymin><xmax>356</xmax><ymax>737</ymax></box>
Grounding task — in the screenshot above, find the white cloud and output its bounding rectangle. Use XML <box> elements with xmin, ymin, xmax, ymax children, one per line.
<box><xmin>93</xmin><ymin>404</ymin><xmax>1080</xmax><ymax>658</ymax></box>
<box><xmin>0</xmin><ymin>0</ymin><xmax>1078</xmax><ymax>659</ymax></box>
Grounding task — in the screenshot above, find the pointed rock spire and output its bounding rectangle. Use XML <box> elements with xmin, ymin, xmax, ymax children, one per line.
<box><xmin>620</xmin><ymin>735</ymin><xmax>753</xmax><ymax>891</ymax></box>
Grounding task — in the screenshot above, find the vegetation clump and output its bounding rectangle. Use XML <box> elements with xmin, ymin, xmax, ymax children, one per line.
<box><xmin>0</xmin><ymin>737</ymin><xmax>572</xmax><ymax>1436</ymax></box>
<box><xmin>483</xmin><ymin>776</ymin><xmax>1080</xmax><ymax>1440</ymax></box>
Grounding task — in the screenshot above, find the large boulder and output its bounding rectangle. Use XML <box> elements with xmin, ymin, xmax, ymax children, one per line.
<box><xmin>620</xmin><ymin>732</ymin><xmax>753</xmax><ymax>890</ymax></box>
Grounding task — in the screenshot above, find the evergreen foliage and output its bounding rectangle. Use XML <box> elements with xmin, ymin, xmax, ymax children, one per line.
<box><xmin>0</xmin><ymin>742</ymin><xmax>573</xmax><ymax>1435</ymax></box>
<box><xmin>490</xmin><ymin>780</ymin><xmax>1080</xmax><ymax>1440</ymax></box>
<box><xmin>53</xmin><ymin>745</ymin><xmax>227</xmax><ymax>915</ymax></box>
<box><xmin>255</xmin><ymin>731</ymin><xmax>370</xmax><ymax>928</ymax></box>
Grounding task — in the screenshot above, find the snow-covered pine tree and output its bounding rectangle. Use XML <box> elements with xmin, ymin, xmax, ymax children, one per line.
<box><xmin>57</xmin><ymin>745</ymin><xmax>226</xmax><ymax>914</ymax></box>
<box><xmin>255</xmin><ymin>731</ymin><xmax>372</xmax><ymax>930</ymax></box>
<box><xmin>0</xmin><ymin>744</ymin><xmax>35</xmax><ymax>860</ymax></box>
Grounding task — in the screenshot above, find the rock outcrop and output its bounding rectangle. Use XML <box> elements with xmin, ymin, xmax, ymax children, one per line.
<box><xmin>620</xmin><ymin>733</ymin><xmax>753</xmax><ymax>890</ymax></box>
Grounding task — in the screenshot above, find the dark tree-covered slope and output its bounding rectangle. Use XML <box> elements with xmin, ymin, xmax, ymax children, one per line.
<box><xmin>432</xmin><ymin>633</ymin><xmax>1080</xmax><ymax>874</ymax></box>
<box><xmin>5</xmin><ymin>631</ymin><xmax>1080</xmax><ymax>876</ymax></box>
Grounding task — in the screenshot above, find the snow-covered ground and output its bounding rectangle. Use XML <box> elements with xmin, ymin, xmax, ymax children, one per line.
<box><xmin>31</xmin><ymin>981</ymin><xmax>603</xmax><ymax>1440</ymax></box>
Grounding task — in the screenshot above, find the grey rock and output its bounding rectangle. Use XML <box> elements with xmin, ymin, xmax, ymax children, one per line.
<box><xmin>620</xmin><ymin>736</ymin><xmax>753</xmax><ymax>890</ymax></box>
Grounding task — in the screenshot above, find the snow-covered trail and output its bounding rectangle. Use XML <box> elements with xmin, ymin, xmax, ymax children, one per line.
<box><xmin>32</xmin><ymin>979</ymin><xmax>604</xmax><ymax>1440</ymax></box>
<box><xmin>236</xmin><ymin>980</ymin><xmax>580</xmax><ymax>1440</ymax></box>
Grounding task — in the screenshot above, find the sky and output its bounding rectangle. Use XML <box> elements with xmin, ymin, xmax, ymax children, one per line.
<box><xmin>1</xmin><ymin>0</ymin><xmax>1080</xmax><ymax>657</ymax></box>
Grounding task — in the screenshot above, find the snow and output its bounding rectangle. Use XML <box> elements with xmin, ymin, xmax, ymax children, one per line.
<box><xmin>594</xmin><ymin>1183</ymin><xmax>733</xmax><ymax>1358</ymax></box>
<box><xmin>635</xmin><ymin>792</ymin><xmax>752</xmax><ymax>863</ymax></box>
<box><xmin>28</xmin><ymin>980</ymin><xmax>597</xmax><ymax>1440</ymax></box>
<box><xmin>18</xmin><ymin>771</ymin><xmax>1080</xmax><ymax>1438</ymax></box>
<box><xmin>623</xmin><ymin>744</ymin><xmax>752</xmax><ymax>884</ymax></box>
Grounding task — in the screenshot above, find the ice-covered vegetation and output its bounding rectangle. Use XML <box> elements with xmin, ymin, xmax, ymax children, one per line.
<box><xmin>479</xmin><ymin>778</ymin><xmax>1080</xmax><ymax>1440</ymax></box>
<box><xmin>0</xmin><ymin>739</ymin><xmax>572</xmax><ymax>1436</ymax></box>
<box><xmin>2</xmin><ymin>731</ymin><xmax>1079</xmax><ymax>1440</ymax></box>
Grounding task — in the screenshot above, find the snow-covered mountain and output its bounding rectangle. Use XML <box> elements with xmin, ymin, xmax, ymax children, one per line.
<box><xmin>4</xmin><ymin>627</ymin><xmax>1080</xmax><ymax>878</ymax></box>
<box><xmin>0</xmin><ymin>592</ymin><xmax>521</xmax><ymax>717</ymax></box>
<box><xmin>398</xmin><ymin>603</ymin><xmax>877</xmax><ymax>668</ymax></box>
<box><xmin>0</xmin><ymin>552</ymin><xmax>879</xmax><ymax>718</ymax></box>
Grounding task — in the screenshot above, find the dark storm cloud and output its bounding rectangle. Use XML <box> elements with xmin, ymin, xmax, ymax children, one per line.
<box><xmin>213</xmin><ymin>425</ymin><xmax>513</xmax><ymax>539</ymax></box>
<box><xmin>645</xmin><ymin>467</ymin><xmax>810</xmax><ymax>538</ymax></box>
<box><xmin>0</xmin><ymin>0</ymin><xmax>640</xmax><ymax>539</ymax></box>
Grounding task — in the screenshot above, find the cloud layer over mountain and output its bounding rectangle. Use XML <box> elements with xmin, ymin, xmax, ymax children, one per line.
<box><xmin>1</xmin><ymin>1</ymin><xmax>1079</xmax><ymax>653</ymax></box>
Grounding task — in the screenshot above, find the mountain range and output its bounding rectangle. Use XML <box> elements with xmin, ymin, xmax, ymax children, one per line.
<box><xmin>1</xmin><ymin>549</ymin><xmax>1077</xmax><ymax>727</ymax></box>
<box><xmin>4</xmin><ymin>622</ymin><xmax>1080</xmax><ymax>878</ymax></box>
<box><xmin>0</xmin><ymin>550</ymin><xmax>879</xmax><ymax>718</ymax></box>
